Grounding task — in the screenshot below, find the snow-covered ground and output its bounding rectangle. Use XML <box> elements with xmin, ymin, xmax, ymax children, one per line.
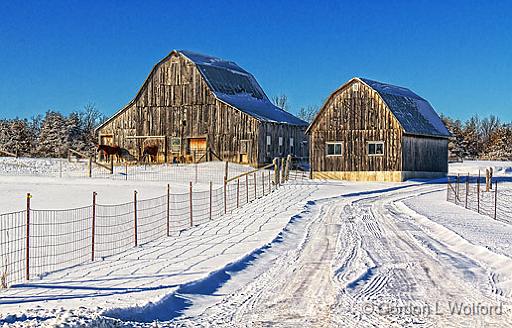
<box><xmin>1</xmin><ymin>161</ymin><xmax>512</xmax><ymax>327</ymax></box>
<box><xmin>449</xmin><ymin>160</ymin><xmax>512</xmax><ymax>176</ymax></box>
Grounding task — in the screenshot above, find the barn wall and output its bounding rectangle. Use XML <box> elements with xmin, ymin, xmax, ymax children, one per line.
<box><xmin>257</xmin><ymin>123</ymin><xmax>308</xmax><ymax>164</ymax></box>
<box><xmin>97</xmin><ymin>52</ymin><xmax>263</xmax><ymax>165</ymax></box>
<box><xmin>402</xmin><ymin>135</ymin><xmax>449</xmax><ymax>173</ymax></box>
<box><xmin>309</xmin><ymin>80</ymin><xmax>403</xmax><ymax>173</ymax></box>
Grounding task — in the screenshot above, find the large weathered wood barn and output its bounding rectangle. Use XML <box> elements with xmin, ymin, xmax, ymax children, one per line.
<box><xmin>306</xmin><ymin>78</ymin><xmax>451</xmax><ymax>182</ymax></box>
<box><xmin>96</xmin><ymin>50</ymin><xmax>308</xmax><ymax>165</ymax></box>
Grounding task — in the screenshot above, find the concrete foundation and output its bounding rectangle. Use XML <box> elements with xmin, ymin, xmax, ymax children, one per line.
<box><xmin>312</xmin><ymin>171</ymin><xmax>447</xmax><ymax>182</ymax></box>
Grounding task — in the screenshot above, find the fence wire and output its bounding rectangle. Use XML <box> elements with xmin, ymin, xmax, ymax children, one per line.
<box><xmin>0</xmin><ymin>157</ymin><xmax>307</xmax><ymax>288</ymax></box>
<box><xmin>446</xmin><ymin>175</ymin><xmax>511</xmax><ymax>224</ymax></box>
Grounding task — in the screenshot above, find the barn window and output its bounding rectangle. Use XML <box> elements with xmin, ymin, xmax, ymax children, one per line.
<box><xmin>278</xmin><ymin>137</ymin><xmax>283</xmax><ymax>155</ymax></box>
<box><xmin>326</xmin><ymin>142</ymin><xmax>342</xmax><ymax>156</ymax></box>
<box><xmin>266</xmin><ymin>136</ymin><xmax>271</xmax><ymax>154</ymax></box>
<box><xmin>368</xmin><ymin>141</ymin><xmax>384</xmax><ymax>156</ymax></box>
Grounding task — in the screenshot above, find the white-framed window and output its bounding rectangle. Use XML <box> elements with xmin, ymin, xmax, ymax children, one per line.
<box><xmin>290</xmin><ymin>137</ymin><xmax>294</xmax><ymax>154</ymax></box>
<box><xmin>278</xmin><ymin>137</ymin><xmax>283</xmax><ymax>155</ymax></box>
<box><xmin>368</xmin><ymin>141</ymin><xmax>384</xmax><ymax>156</ymax></box>
<box><xmin>266</xmin><ymin>136</ymin><xmax>271</xmax><ymax>154</ymax></box>
<box><xmin>325</xmin><ymin>142</ymin><xmax>343</xmax><ymax>156</ymax></box>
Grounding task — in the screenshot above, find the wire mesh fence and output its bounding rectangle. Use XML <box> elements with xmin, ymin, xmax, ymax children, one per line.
<box><xmin>447</xmin><ymin>174</ymin><xmax>512</xmax><ymax>224</ymax></box>
<box><xmin>0</xmin><ymin>156</ymin><xmax>306</xmax><ymax>288</ymax></box>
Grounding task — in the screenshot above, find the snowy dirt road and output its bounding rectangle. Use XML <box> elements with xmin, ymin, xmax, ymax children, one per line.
<box><xmin>175</xmin><ymin>183</ymin><xmax>512</xmax><ymax>327</ymax></box>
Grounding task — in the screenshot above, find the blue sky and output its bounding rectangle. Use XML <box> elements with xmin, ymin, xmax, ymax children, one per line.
<box><xmin>1</xmin><ymin>0</ymin><xmax>511</xmax><ymax>121</ymax></box>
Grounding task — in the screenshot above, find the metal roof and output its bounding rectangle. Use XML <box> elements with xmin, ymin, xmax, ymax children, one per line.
<box><xmin>180</xmin><ymin>50</ymin><xmax>308</xmax><ymax>126</ymax></box>
<box><xmin>359</xmin><ymin>78</ymin><xmax>451</xmax><ymax>138</ymax></box>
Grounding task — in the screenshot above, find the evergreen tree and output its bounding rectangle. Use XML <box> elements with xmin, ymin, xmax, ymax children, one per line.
<box><xmin>37</xmin><ymin>111</ymin><xmax>69</xmax><ymax>157</ymax></box>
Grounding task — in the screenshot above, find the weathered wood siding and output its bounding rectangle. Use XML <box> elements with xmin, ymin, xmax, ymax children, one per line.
<box><xmin>309</xmin><ymin>80</ymin><xmax>403</xmax><ymax>172</ymax></box>
<box><xmin>258</xmin><ymin>123</ymin><xmax>308</xmax><ymax>164</ymax></box>
<box><xmin>402</xmin><ymin>135</ymin><xmax>448</xmax><ymax>172</ymax></box>
<box><xmin>97</xmin><ymin>53</ymin><xmax>265</xmax><ymax>164</ymax></box>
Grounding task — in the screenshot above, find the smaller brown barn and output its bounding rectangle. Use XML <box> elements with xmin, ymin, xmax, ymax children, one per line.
<box><xmin>307</xmin><ymin>78</ymin><xmax>451</xmax><ymax>182</ymax></box>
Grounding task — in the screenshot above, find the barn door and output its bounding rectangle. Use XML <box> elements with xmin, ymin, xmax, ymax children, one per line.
<box><xmin>189</xmin><ymin>137</ymin><xmax>207</xmax><ymax>162</ymax></box>
<box><xmin>239</xmin><ymin>140</ymin><xmax>250</xmax><ymax>164</ymax></box>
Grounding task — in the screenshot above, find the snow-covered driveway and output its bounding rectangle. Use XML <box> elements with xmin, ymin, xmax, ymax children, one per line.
<box><xmin>176</xmin><ymin>183</ymin><xmax>512</xmax><ymax>327</ymax></box>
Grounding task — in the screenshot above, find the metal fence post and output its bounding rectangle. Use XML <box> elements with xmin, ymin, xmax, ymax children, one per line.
<box><xmin>286</xmin><ymin>154</ymin><xmax>292</xmax><ymax>181</ymax></box>
<box><xmin>273</xmin><ymin>158</ymin><xmax>279</xmax><ymax>188</ymax></box>
<box><xmin>280</xmin><ymin>158</ymin><xmax>285</xmax><ymax>185</ymax></box>
<box><xmin>134</xmin><ymin>191</ymin><xmax>138</xmax><ymax>247</ymax></box>
<box><xmin>209</xmin><ymin>181</ymin><xmax>212</xmax><ymax>220</ymax></box>
<box><xmin>88</xmin><ymin>156</ymin><xmax>93</xmax><ymax>178</ymax></box>
<box><xmin>268</xmin><ymin>170</ymin><xmax>272</xmax><ymax>192</ymax></box>
<box><xmin>494</xmin><ymin>180</ymin><xmax>498</xmax><ymax>220</ymax></box>
<box><xmin>167</xmin><ymin>184</ymin><xmax>170</xmax><ymax>237</ymax></box>
<box><xmin>189</xmin><ymin>181</ymin><xmax>193</xmax><ymax>227</ymax></box>
<box><xmin>125</xmin><ymin>163</ymin><xmax>128</xmax><ymax>181</ymax></box>
<box><xmin>446</xmin><ymin>177</ymin><xmax>450</xmax><ymax>201</ymax></box>
<box><xmin>26</xmin><ymin>193</ymin><xmax>31</xmax><ymax>281</ymax></box>
<box><xmin>456</xmin><ymin>174</ymin><xmax>460</xmax><ymax>203</ymax></box>
<box><xmin>92</xmin><ymin>192</ymin><xmax>96</xmax><ymax>261</ymax></box>
<box><xmin>110</xmin><ymin>156</ymin><xmax>114</xmax><ymax>175</ymax></box>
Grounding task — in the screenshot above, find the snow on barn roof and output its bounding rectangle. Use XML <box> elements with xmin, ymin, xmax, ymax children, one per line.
<box><xmin>359</xmin><ymin>78</ymin><xmax>451</xmax><ymax>138</ymax></box>
<box><xmin>179</xmin><ymin>50</ymin><xmax>307</xmax><ymax>126</ymax></box>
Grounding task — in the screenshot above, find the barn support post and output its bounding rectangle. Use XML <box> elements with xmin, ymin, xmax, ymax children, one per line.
<box><xmin>494</xmin><ymin>180</ymin><xmax>498</xmax><ymax>220</ymax></box>
<box><xmin>477</xmin><ymin>170</ymin><xmax>481</xmax><ymax>213</ymax></box>
<box><xmin>237</xmin><ymin>178</ymin><xmax>240</xmax><ymax>208</ymax></box>
<box><xmin>25</xmin><ymin>193</ymin><xmax>31</xmax><ymax>281</ymax></box>
<box><xmin>166</xmin><ymin>184</ymin><xmax>170</xmax><ymax>237</ymax></box>
<box><xmin>253</xmin><ymin>172</ymin><xmax>257</xmax><ymax>200</ymax></box>
<box><xmin>209</xmin><ymin>181</ymin><xmax>212</xmax><ymax>220</ymax></box>
<box><xmin>88</xmin><ymin>156</ymin><xmax>93</xmax><ymax>178</ymax></box>
<box><xmin>91</xmin><ymin>192</ymin><xmax>96</xmax><ymax>261</ymax></box>
<box><xmin>465</xmin><ymin>174</ymin><xmax>469</xmax><ymax>209</ymax></box>
<box><xmin>133</xmin><ymin>191</ymin><xmax>138</xmax><ymax>247</ymax></box>
<box><xmin>189</xmin><ymin>182</ymin><xmax>193</xmax><ymax>227</ymax></box>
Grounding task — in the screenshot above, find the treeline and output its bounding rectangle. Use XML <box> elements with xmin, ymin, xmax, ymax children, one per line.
<box><xmin>442</xmin><ymin>114</ymin><xmax>512</xmax><ymax>161</ymax></box>
<box><xmin>0</xmin><ymin>104</ymin><xmax>106</xmax><ymax>157</ymax></box>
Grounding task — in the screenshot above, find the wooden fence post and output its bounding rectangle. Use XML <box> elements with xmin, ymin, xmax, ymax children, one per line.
<box><xmin>494</xmin><ymin>180</ymin><xmax>498</xmax><ymax>220</ymax></box>
<box><xmin>280</xmin><ymin>158</ymin><xmax>285</xmax><ymax>184</ymax></box>
<box><xmin>273</xmin><ymin>158</ymin><xmax>279</xmax><ymax>187</ymax></box>
<box><xmin>91</xmin><ymin>192</ymin><xmax>96</xmax><ymax>261</ymax></box>
<box><xmin>286</xmin><ymin>155</ymin><xmax>292</xmax><ymax>181</ymax></box>
<box><xmin>477</xmin><ymin>170</ymin><xmax>481</xmax><ymax>213</ymax></box>
<box><xmin>26</xmin><ymin>193</ymin><xmax>31</xmax><ymax>281</ymax></box>
<box><xmin>125</xmin><ymin>162</ymin><xmax>128</xmax><ymax>181</ymax></box>
<box><xmin>134</xmin><ymin>191</ymin><xmax>138</xmax><ymax>247</ymax></box>
<box><xmin>262</xmin><ymin>171</ymin><xmax>265</xmax><ymax>196</ymax></box>
<box><xmin>485</xmin><ymin>169</ymin><xmax>490</xmax><ymax>192</ymax></box>
<box><xmin>224</xmin><ymin>161</ymin><xmax>229</xmax><ymax>182</ymax></box>
<box><xmin>110</xmin><ymin>156</ymin><xmax>114</xmax><ymax>175</ymax></box>
<box><xmin>88</xmin><ymin>156</ymin><xmax>92</xmax><ymax>178</ymax></box>
<box><xmin>268</xmin><ymin>170</ymin><xmax>272</xmax><ymax>192</ymax></box>
<box><xmin>209</xmin><ymin>181</ymin><xmax>212</xmax><ymax>220</ymax></box>
<box><xmin>167</xmin><ymin>184</ymin><xmax>170</xmax><ymax>237</ymax></box>
<box><xmin>465</xmin><ymin>174</ymin><xmax>469</xmax><ymax>209</ymax></box>
<box><xmin>189</xmin><ymin>181</ymin><xmax>193</xmax><ymax>227</ymax></box>
<box><xmin>224</xmin><ymin>177</ymin><xmax>227</xmax><ymax>214</ymax></box>
<box><xmin>237</xmin><ymin>178</ymin><xmax>240</xmax><ymax>208</ymax></box>
<box><xmin>254</xmin><ymin>172</ymin><xmax>257</xmax><ymax>200</ymax></box>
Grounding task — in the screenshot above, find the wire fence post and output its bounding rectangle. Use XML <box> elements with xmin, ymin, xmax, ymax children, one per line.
<box><xmin>268</xmin><ymin>170</ymin><xmax>272</xmax><ymax>193</ymax></box>
<box><xmin>273</xmin><ymin>158</ymin><xmax>279</xmax><ymax>188</ymax></box>
<box><xmin>59</xmin><ymin>159</ymin><xmax>63</xmax><ymax>178</ymax></box>
<box><xmin>494</xmin><ymin>180</ymin><xmax>498</xmax><ymax>220</ymax></box>
<box><xmin>477</xmin><ymin>170</ymin><xmax>481</xmax><ymax>213</ymax></box>
<box><xmin>254</xmin><ymin>172</ymin><xmax>257</xmax><ymax>200</ymax></box>
<box><xmin>209</xmin><ymin>181</ymin><xmax>212</xmax><ymax>220</ymax></box>
<box><xmin>134</xmin><ymin>191</ymin><xmax>138</xmax><ymax>247</ymax></box>
<box><xmin>189</xmin><ymin>181</ymin><xmax>193</xmax><ymax>227</ymax></box>
<box><xmin>224</xmin><ymin>177</ymin><xmax>227</xmax><ymax>214</ymax></box>
<box><xmin>465</xmin><ymin>173</ymin><xmax>469</xmax><ymax>209</ymax></box>
<box><xmin>110</xmin><ymin>156</ymin><xmax>114</xmax><ymax>175</ymax></box>
<box><xmin>446</xmin><ymin>177</ymin><xmax>450</xmax><ymax>201</ymax></box>
<box><xmin>26</xmin><ymin>193</ymin><xmax>31</xmax><ymax>281</ymax></box>
<box><xmin>280</xmin><ymin>158</ymin><xmax>285</xmax><ymax>185</ymax></box>
<box><xmin>245</xmin><ymin>175</ymin><xmax>248</xmax><ymax>204</ymax></box>
<box><xmin>88</xmin><ymin>156</ymin><xmax>93</xmax><ymax>178</ymax></box>
<box><xmin>92</xmin><ymin>192</ymin><xmax>96</xmax><ymax>261</ymax></box>
<box><xmin>262</xmin><ymin>171</ymin><xmax>265</xmax><ymax>196</ymax></box>
<box><xmin>456</xmin><ymin>174</ymin><xmax>460</xmax><ymax>203</ymax></box>
<box><xmin>237</xmin><ymin>178</ymin><xmax>240</xmax><ymax>208</ymax></box>
<box><xmin>167</xmin><ymin>184</ymin><xmax>170</xmax><ymax>237</ymax></box>
<box><xmin>125</xmin><ymin>162</ymin><xmax>128</xmax><ymax>181</ymax></box>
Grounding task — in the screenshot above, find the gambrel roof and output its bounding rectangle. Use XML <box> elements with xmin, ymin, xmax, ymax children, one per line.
<box><xmin>179</xmin><ymin>50</ymin><xmax>307</xmax><ymax>126</ymax></box>
<box><xmin>307</xmin><ymin>77</ymin><xmax>451</xmax><ymax>138</ymax></box>
<box><xmin>97</xmin><ymin>50</ymin><xmax>307</xmax><ymax>132</ymax></box>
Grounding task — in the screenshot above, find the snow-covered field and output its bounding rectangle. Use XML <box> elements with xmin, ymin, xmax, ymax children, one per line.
<box><xmin>1</xmin><ymin>160</ymin><xmax>512</xmax><ymax>327</ymax></box>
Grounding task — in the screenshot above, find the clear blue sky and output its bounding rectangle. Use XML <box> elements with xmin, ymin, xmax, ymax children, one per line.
<box><xmin>1</xmin><ymin>0</ymin><xmax>511</xmax><ymax>122</ymax></box>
